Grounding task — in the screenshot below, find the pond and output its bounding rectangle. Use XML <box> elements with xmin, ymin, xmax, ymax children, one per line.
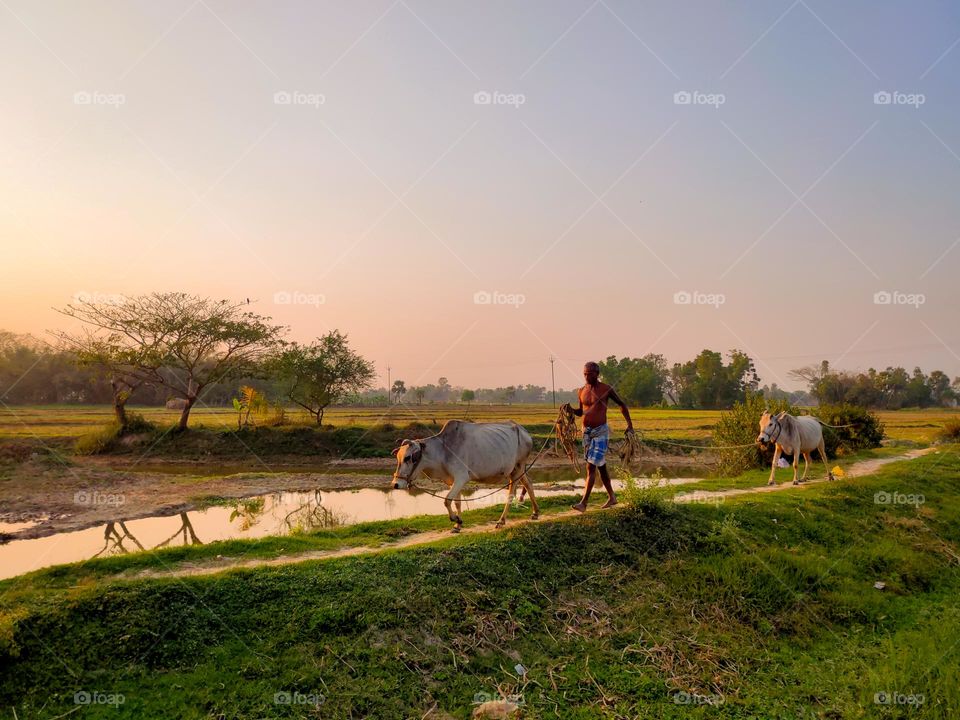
<box><xmin>0</xmin><ymin>475</ymin><xmax>701</xmax><ymax>580</ymax></box>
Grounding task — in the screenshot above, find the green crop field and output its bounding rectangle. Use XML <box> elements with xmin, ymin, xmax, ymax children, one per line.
<box><xmin>2</xmin><ymin>404</ymin><xmax>957</xmax><ymax>444</ymax></box>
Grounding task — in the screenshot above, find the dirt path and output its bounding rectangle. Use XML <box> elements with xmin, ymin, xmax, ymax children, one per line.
<box><xmin>136</xmin><ymin>447</ymin><xmax>936</xmax><ymax>581</ymax></box>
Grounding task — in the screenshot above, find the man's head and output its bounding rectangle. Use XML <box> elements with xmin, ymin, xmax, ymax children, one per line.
<box><xmin>583</xmin><ymin>362</ymin><xmax>600</xmax><ymax>385</ymax></box>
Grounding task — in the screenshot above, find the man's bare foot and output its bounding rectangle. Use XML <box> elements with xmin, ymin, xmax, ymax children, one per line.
<box><xmin>571</xmin><ymin>502</ymin><xmax>587</xmax><ymax>513</ymax></box>
<box><xmin>601</xmin><ymin>497</ymin><xmax>618</xmax><ymax>509</ymax></box>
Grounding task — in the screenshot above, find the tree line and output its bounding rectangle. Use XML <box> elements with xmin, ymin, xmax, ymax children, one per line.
<box><xmin>789</xmin><ymin>360</ymin><xmax>959</xmax><ymax>409</ymax></box>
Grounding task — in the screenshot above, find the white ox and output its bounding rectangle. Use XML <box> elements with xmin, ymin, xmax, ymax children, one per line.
<box><xmin>758</xmin><ymin>411</ymin><xmax>834</xmax><ymax>486</ymax></box>
<box><xmin>391</xmin><ymin>420</ymin><xmax>539</xmax><ymax>532</ymax></box>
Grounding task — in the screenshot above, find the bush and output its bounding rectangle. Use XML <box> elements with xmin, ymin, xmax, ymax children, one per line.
<box><xmin>936</xmin><ymin>418</ymin><xmax>960</xmax><ymax>444</ymax></box>
<box><xmin>74</xmin><ymin>413</ymin><xmax>155</xmax><ymax>455</ymax></box>
<box><xmin>813</xmin><ymin>404</ymin><xmax>884</xmax><ymax>456</ymax></box>
<box><xmin>714</xmin><ymin>393</ymin><xmax>797</xmax><ymax>476</ymax></box>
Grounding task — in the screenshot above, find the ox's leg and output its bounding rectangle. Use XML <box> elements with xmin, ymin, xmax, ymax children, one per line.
<box><xmin>445</xmin><ymin>474</ymin><xmax>469</xmax><ymax>533</ymax></box>
<box><xmin>801</xmin><ymin>452</ymin><xmax>812</xmax><ymax>481</ymax></box>
<box><xmin>514</xmin><ymin>466</ymin><xmax>539</xmax><ymax>520</ymax></box>
<box><xmin>767</xmin><ymin>446</ymin><xmax>782</xmax><ymax>485</ymax></box>
<box><xmin>521</xmin><ymin>476</ymin><xmax>539</xmax><ymax>520</ymax></box>
<box><xmin>792</xmin><ymin>450</ymin><xmax>800</xmax><ymax>485</ymax></box>
<box><xmin>820</xmin><ymin>439</ymin><xmax>833</xmax><ymax>481</ymax></box>
<box><xmin>496</xmin><ymin>477</ymin><xmax>517</xmax><ymax>529</ymax></box>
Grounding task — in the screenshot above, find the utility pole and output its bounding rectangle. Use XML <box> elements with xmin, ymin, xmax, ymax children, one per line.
<box><xmin>387</xmin><ymin>365</ymin><xmax>391</xmax><ymax>405</ymax></box>
<box><xmin>549</xmin><ymin>355</ymin><xmax>556</xmax><ymax>408</ymax></box>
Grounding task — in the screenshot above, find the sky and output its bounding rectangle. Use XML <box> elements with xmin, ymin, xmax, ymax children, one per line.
<box><xmin>2</xmin><ymin>0</ymin><xmax>959</xmax><ymax>392</ymax></box>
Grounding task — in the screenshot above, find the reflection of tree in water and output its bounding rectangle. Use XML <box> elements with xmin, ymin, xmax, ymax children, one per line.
<box><xmin>155</xmin><ymin>512</ymin><xmax>202</xmax><ymax>548</ymax></box>
<box><xmin>93</xmin><ymin>520</ymin><xmax>145</xmax><ymax>557</ymax></box>
<box><xmin>282</xmin><ymin>490</ymin><xmax>347</xmax><ymax>532</ymax></box>
<box><xmin>229</xmin><ymin>497</ymin><xmax>267</xmax><ymax>531</ymax></box>
<box><xmin>93</xmin><ymin>512</ymin><xmax>202</xmax><ymax>558</ymax></box>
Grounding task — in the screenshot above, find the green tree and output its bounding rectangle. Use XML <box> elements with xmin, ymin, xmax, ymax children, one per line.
<box><xmin>391</xmin><ymin>380</ymin><xmax>407</xmax><ymax>404</ymax></box>
<box><xmin>274</xmin><ymin>331</ymin><xmax>376</xmax><ymax>425</ymax></box>
<box><xmin>460</xmin><ymin>389</ymin><xmax>475</xmax><ymax>405</ymax></box>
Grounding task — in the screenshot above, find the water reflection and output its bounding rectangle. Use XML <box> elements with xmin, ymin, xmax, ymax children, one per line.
<box><xmin>0</xmin><ymin>475</ymin><xmax>701</xmax><ymax>580</ymax></box>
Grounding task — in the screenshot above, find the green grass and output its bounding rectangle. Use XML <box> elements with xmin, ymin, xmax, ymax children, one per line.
<box><xmin>2</xmin><ymin>449</ymin><xmax>959</xmax><ymax>718</ymax></box>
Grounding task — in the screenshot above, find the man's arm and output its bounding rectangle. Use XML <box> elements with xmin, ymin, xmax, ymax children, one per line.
<box><xmin>607</xmin><ymin>388</ymin><xmax>633</xmax><ymax>430</ymax></box>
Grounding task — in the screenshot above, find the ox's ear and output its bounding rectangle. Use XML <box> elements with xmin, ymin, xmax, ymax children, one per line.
<box><xmin>391</xmin><ymin>439</ymin><xmax>411</xmax><ymax>457</ymax></box>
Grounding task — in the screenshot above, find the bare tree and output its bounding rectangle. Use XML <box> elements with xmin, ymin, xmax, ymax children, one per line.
<box><xmin>56</xmin><ymin>293</ymin><xmax>285</xmax><ymax>430</ymax></box>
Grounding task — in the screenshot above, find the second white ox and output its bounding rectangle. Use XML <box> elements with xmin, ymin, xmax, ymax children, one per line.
<box><xmin>758</xmin><ymin>411</ymin><xmax>834</xmax><ymax>486</ymax></box>
<box><xmin>391</xmin><ymin>420</ymin><xmax>539</xmax><ymax>532</ymax></box>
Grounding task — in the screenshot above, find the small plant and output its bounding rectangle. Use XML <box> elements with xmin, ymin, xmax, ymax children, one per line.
<box><xmin>936</xmin><ymin>418</ymin><xmax>960</xmax><ymax>444</ymax></box>
<box><xmin>617</xmin><ymin>464</ymin><xmax>670</xmax><ymax>514</ymax></box>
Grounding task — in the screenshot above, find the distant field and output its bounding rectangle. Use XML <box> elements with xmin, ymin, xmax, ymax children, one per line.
<box><xmin>0</xmin><ymin>403</ymin><xmax>956</xmax><ymax>444</ymax></box>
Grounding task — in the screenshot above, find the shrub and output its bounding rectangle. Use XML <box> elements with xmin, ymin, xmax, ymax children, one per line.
<box><xmin>813</xmin><ymin>404</ymin><xmax>884</xmax><ymax>456</ymax></box>
<box><xmin>936</xmin><ymin>418</ymin><xmax>960</xmax><ymax>444</ymax></box>
<box><xmin>74</xmin><ymin>413</ymin><xmax>155</xmax><ymax>455</ymax></box>
<box><xmin>75</xmin><ymin>422</ymin><xmax>123</xmax><ymax>455</ymax></box>
<box><xmin>714</xmin><ymin>393</ymin><xmax>797</xmax><ymax>476</ymax></box>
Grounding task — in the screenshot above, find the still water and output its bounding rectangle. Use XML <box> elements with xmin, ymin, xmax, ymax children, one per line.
<box><xmin>0</xmin><ymin>475</ymin><xmax>700</xmax><ymax>580</ymax></box>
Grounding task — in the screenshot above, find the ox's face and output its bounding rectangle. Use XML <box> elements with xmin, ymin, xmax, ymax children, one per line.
<box><xmin>757</xmin><ymin>412</ymin><xmax>778</xmax><ymax>444</ymax></box>
<box><xmin>391</xmin><ymin>439</ymin><xmax>424</xmax><ymax>489</ymax></box>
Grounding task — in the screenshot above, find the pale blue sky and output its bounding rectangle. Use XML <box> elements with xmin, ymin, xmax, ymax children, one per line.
<box><xmin>1</xmin><ymin>0</ymin><xmax>958</xmax><ymax>389</ymax></box>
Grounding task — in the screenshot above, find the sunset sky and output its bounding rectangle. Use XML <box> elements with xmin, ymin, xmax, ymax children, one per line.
<box><xmin>2</xmin><ymin>0</ymin><xmax>959</xmax><ymax>391</ymax></box>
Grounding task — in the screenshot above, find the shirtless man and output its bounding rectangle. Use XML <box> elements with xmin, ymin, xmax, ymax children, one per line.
<box><xmin>566</xmin><ymin>361</ymin><xmax>634</xmax><ymax>512</ymax></box>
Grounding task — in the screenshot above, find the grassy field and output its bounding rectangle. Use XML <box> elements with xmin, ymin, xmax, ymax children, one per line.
<box><xmin>1</xmin><ymin>449</ymin><xmax>959</xmax><ymax>718</ymax></box>
<box><xmin>1</xmin><ymin>403</ymin><xmax>956</xmax><ymax>447</ymax></box>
